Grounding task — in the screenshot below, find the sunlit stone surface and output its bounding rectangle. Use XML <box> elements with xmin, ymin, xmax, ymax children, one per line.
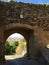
<box><xmin>47</xmin><ymin>44</ymin><xmax>49</xmax><ymax>48</ymax></box>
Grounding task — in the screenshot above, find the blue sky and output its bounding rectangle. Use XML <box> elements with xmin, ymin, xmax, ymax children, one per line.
<box><xmin>2</xmin><ymin>0</ymin><xmax>49</xmax><ymax>4</ymax></box>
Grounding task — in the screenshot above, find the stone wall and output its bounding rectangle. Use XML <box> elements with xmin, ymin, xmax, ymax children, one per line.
<box><xmin>0</xmin><ymin>1</ymin><xmax>49</xmax><ymax>31</ymax></box>
<box><xmin>0</xmin><ymin>1</ymin><xmax>49</xmax><ymax>64</ymax></box>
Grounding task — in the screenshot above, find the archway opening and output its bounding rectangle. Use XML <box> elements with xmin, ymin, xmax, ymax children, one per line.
<box><xmin>4</xmin><ymin>33</ymin><xmax>27</xmax><ymax>60</ymax></box>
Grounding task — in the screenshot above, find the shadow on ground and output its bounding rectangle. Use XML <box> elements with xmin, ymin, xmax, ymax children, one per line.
<box><xmin>1</xmin><ymin>53</ymin><xmax>46</xmax><ymax>65</ymax></box>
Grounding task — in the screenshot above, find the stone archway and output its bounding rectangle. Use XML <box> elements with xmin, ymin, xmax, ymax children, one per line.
<box><xmin>0</xmin><ymin>23</ymin><xmax>34</xmax><ymax>62</ymax></box>
<box><xmin>4</xmin><ymin>33</ymin><xmax>28</xmax><ymax>60</ymax></box>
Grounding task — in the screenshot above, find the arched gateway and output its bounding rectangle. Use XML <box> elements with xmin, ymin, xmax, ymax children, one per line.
<box><xmin>0</xmin><ymin>1</ymin><xmax>49</xmax><ymax>64</ymax></box>
<box><xmin>4</xmin><ymin>23</ymin><xmax>34</xmax><ymax>57</ymax></box>
<box><xmin>0</xmin><ymin>23</ymin><xmax>34</xmax><ymax>63</ymax></box>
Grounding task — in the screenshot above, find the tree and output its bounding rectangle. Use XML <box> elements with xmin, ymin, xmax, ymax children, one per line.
<box><xmin>5</xmin><ymin>41</ymin><xmax>19</xmax><ymax>55</ymax></box>
<box><xmin>5</xmin><ymin>41</ymin><xmax>11</xmax><ymax>54</ymax></box>
<box><xmin>14</xmin><ymin>41</ymin><xmax>19</xmax><ymax>46</ymax></box>
<box><xmin>12</xmin><ymin>41</ymin><xmax>19</xmax><ymax>53</ymax></box>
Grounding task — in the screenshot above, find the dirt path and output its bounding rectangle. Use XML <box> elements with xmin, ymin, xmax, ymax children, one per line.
<box><xmin>3</xmin><ymin>50</ymin><xmax>45</xmax><ymax>65</ymax></box>
<box><xmin>5</xmin><ymin>50</ymin><xmax>26</xmax><ymax>60</ymax></box>
<box><xmin>2</xmin><ymin>57</ymin><xmax>45</xmax><ymax>65</ymax></box>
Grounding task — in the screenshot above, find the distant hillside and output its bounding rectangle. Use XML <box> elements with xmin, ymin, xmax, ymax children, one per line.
<box><xmin>7</xmin><ymin>37</ymin><xmax>24</xmax><ymax>45</ymax></box>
